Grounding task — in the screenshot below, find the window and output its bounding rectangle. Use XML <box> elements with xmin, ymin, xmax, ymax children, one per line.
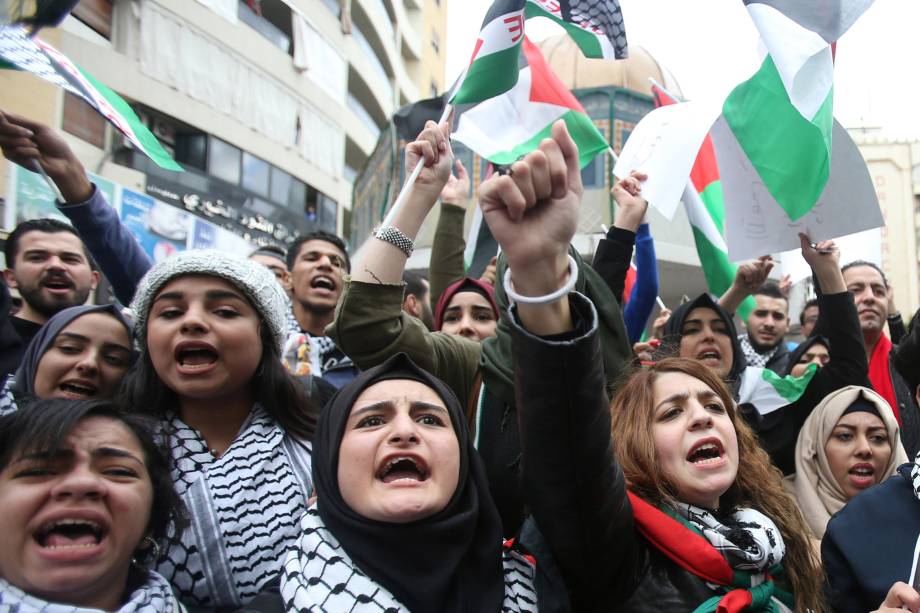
<box><xmin>61</xmin><ymin>92</ymin><xmax>106</xmax><ymax>148</ymax></box>
<box><xmin>242</xmin><ymin>152</ymin><xmax>270</xmax><ymax>197</ymax></box>
<box><xmin>430</xmin><ymin>81</ymin><xmax>439</xmax><ymax>97</ymax></box>
<box><xmin>580</xmin><ymin>154</ymin><xmax>605</xmax><ymax>189</ymax></box>
<box><xmin>175</xmin><ymin>133</ymin><xmax>208</xmax><ymax>171</ymax></box>
<box><xmin>430</xmin><ymin>30</ymin><xmax>440</xmax><ymax>55</ymax></box>
<box><xmin>71</xmin><ymin>0</ymin><xmax>114</xmax><ymax>39</ymax></box>
<box><xmin>270</xmin><ymin>166</ymin><xmax>293</xmax><ymax>205</ymax></box>
<box><xmin>208</xmin><ymin>138</ymin><xmax>242</xmax><ymax>185</ymax></box>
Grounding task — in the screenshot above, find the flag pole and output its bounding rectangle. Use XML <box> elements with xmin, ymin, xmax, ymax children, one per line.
<box><xmin>381</xmin><ymin>102</ymin><xmax>454</xmax><ymax>228</ymax></box>
<box><xmin>32</xmin><ymin>160</ymin><xmax>65</xmax><ymax>203</ymax></box>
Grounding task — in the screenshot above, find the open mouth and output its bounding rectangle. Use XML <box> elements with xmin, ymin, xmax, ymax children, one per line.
<box><xmin>42</xmin><ymin>278</ymin><xmax>73</xmax><ymax>292</ymax></box>
<box><xmin>377</xmin><ymin>456</ymin><xmax>429</xmax><ymax>483</ymax></box>
<box><xmin>686</xmin><ymin>440</ymin><xmax>724</xmax><ymax>465</ymax></box>
<box><xmin>696</xmin><ymin>349</ymin><xmax>721</xmax><ymax>363</ymax></box>
<box><xmin>310</xmin><ymin>276</ymin><xmax>336</xmax><ymax>292</ymax></box>
<box><xmin>35</xmin><ymin>519</ymin><xmax>106</xmax><ymax>550</ymax></box>
<box><xmin>848</xmin><ymin>464</ymin><xmax>876</xmax><ymax>485</ymax></box>
<box><xmin>58</xmin><ymin>381</ymin><xmax>98</xmax><ymax>398</ymax></box>
<box><xmin>175</xmin><ymin>344</ymin><xmax>219</xmax><ymax>369</ymax></box>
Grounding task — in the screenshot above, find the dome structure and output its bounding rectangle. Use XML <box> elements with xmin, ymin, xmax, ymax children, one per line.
<box><xmin>536</xmin><ymin>35</ymin><xmax>682</xmax><ymax>98</ymax></box>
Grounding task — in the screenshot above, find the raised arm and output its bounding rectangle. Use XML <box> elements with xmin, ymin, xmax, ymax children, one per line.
<box><xmin>0</xmin><ymin>111</ymin><xmax>151</xmax><ymax>304</ymax></box>
<box><xmin>428</xmin><ymin>159</ymin><xmax>470</xmax><ymax>311</ymax></box>
<box><xmin>329</xmin><ymin>119</ymin><xmax>480</xmax><ymax>406</ymax></box>
<box><xmin>591</xmin><ymin>171</ymin><xmax>647</xmax><ymax>306</ymax></box>
<box><xmin>718</xmin><ymin>255</ymin><xmax>774</xmax><ymax>315</ymax></box>
<box><xmin>480</xmin><ymin>121</ymin><xmax>641</xmax><ymax>608</ymax></box>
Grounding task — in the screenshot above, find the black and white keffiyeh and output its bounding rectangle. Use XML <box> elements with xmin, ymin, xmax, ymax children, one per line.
<box><xmin>155</xmin><ymin>405</ymin><xmax>313</xmax><ymax>608</ymax></box>
<box><xmin>675</xmin><ymin>503</ymin><xmax>786</xmax><ymax>572</ymax></box>
<box><xmin>0</xmin><ymin>376</ymin><xmax>18</xmax><ymax>417</ymax></box>
<box><xmin>281</xmin><ymin>508</ymin><xmax>537</xmax><ymax>612</ymax></box>
<box><xmin>0</xmin><ymin>572</ymin><xmax>183</xmax><ymax>612</ymax></box>
<box><xmin>285</xmin><ymin>308</ymin><xmax>355</xmax><ymax>380</ymax></box>
<box><xmin>739</xmin><ymin>335</ymin><xmax>778</xmax><ymax>370</ymax></box>
<box><xmin>910</xmin><ymin>451</ymin><xmax>920</xmax><ymax>501</ymax></box>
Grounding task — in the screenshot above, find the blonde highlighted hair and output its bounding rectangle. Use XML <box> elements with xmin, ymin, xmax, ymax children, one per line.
<box><xmin>610</xmin><ymin>358</ymin><xmax>824</xmax><ymax>613</ymax></box>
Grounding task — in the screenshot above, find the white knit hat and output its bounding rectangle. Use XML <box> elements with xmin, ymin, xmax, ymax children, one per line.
<box><xmin>130</xmin><ymin>250</ymin><xmax>289</xmax><ymax>350</ymax></box>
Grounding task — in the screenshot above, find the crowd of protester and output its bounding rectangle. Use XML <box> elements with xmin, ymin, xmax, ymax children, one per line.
<box><xmin>4</xmin><ymin>108</ymin><xmax>920</xmax><ymax>612</ymax></box>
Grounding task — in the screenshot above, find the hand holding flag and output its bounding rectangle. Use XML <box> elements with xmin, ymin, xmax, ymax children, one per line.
<box><xmin>0</xmin><ymin>110</ymin><xmax>93</xmax><ymax>203</ymax></box>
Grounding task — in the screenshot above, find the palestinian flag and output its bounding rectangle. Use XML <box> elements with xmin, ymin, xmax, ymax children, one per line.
<box><xmin>651</xmin><ymin>83</ymin><xmax>755</xmax><ymax>320</ymax></box>
<box><xmin>720</xmin><ymin>1</ymin><xmax>873</xmax><ymax>222</ymax></box>
<box><xmin>0</xmin><ymin>24</ymin><xmax>182</xmax><ymax>171</ymax></box>
<box><xmin>452</xmin><ymin>37</ymin><xmax>607</xmax><ymax>169</ymax></box>
<box><xmin>451</xmin><ymin>0</ymin><xmax>627</xmax><ymax>104</ymax></box>
<box><xmin>738</xmin><ymin>363</ymin><xmax>817</xmax><ymax>415</ymax></box>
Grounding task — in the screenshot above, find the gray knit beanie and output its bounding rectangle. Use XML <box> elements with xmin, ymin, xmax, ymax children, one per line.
<box><xmin>130</xmin><ymin>250</ymin><xmax>289</xmax><ymax>350</ymax></box>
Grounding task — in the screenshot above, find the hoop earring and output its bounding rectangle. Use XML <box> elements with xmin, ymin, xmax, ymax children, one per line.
<box><xmin>131</xmin><ymin>536</ymin><xmax>161</xmax><ymax>567</ymax></box>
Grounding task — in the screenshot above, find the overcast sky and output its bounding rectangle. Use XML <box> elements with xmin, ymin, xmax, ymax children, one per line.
<box><xmin>445</xmin><ymin>0</ymin><xmax>920</xmax><ymax>140</ymax></box>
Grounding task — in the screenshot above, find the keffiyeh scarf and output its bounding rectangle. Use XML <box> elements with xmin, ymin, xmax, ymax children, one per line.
<box><xmin>909</xmin><ymin>451</ymin><xmax>920</xmax><ymax>501</ymax></box>
<box><xmin>0</xmin><ymin>572</ymin><xmax>182</xmax><ymax>612</ymax></box>
<box><xmin>155</xmin><ymin>405</ymin><xmax>313</xmax><ymax>608</ymax></box>
<box><xmin>0</xmin><ymin>376</ymin><xmax>17</xmax><ymax>417</ymax></box>
<box><xmin>739</xmin><ymin>335</ymin><xmax>778</xmax><ymax>369</ymax></box>
<box><xmin>285</xmin><ymin>308</ymin><xmax>355</xmax><ymax>380</ymax></box>
<box><xmin>280</xmin><ymin>508</ymin><xmax>538</xmax><ymax>612</ymax></box>
<box><xmin>629</xmin><ymin>493</ymin><xmax>792</xmax><ymax>613</ymax></box>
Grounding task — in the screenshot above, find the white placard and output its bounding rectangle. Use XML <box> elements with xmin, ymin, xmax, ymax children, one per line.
<box><xmin>715</xmin><ymin>118</ymin><xmax>883</xmax><ymax>261</ymax></box>
<box><xmin>613</xmin><ymin>99</ymin><xmax>723</xmax><ymax>220</ymax></box>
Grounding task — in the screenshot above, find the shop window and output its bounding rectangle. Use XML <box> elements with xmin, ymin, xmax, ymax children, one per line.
<box><xmin>242</xmin><ymin>152</ymin><xmax>270</xmax><ymax>197</ymax></box>
<box><xmin>72</xmin><ymin>0</ymin><xmax>114</xmax><ymax>39</ymax></box>
<box><xmin>61</xmin><ymin>92</ymin><xmax>105</xmax><ymax>149</ymax></box>
<box><xmin>208</xmin><ymin>138</ymin><xmax>242</xmax><ymax>185</ymax></box>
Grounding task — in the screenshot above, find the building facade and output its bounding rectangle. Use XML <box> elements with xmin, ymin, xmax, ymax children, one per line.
<box><xmin>1</xmin><ymin>0</ymin><xmax>447</xmax><ymax>254</ymax></box>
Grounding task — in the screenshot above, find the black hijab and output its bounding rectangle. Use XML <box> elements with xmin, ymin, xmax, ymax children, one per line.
<box><xmin>663</xmin><ymin>293</ymin><xmax>747</xmax><ymax>383</ymax></box>
<box><xmin>784</xmin><ymin>335</ymin><xmax>830</xmax><ymax>377</ymax></box>
<box><xmin>313</xmin><ymin>352</ymin><xmax>504</xmax><ymax>613</ymax></box>
<box><xmin>11</xmin><ymin>304</ymin><xmax>133</xmax><ymax>398</ymax></box>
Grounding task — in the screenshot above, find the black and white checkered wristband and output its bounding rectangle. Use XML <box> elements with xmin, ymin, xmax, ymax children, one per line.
<box><xmin>373</xmin><ymin>225</ymin><xmax>414</xmax><ymax>257</ymax></box>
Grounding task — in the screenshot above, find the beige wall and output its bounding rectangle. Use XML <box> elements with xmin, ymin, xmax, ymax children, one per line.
<box><xmin>418</xmin><ymin>0</ymin><xmax>447</xmax><ymax>96</ymax></box>
<box><xmin>852</xmin><ymin>132</ymin><xmax>920</xmax><ymax>316</ymax></box>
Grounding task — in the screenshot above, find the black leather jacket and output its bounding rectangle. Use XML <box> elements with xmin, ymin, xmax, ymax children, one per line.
<box><xmin>511</xmin><ymin>293</ymin><xmax>726</xmax><ymax>612</ymax></box>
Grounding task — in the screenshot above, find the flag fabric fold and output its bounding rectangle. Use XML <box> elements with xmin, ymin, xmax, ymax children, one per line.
<box><xmin>0</xmin><ymin>24</ymin><xmax>182</xmax><ymax>171</ymax></box>
<box><xmin>738</xmin><ymin>363</ymin><xmax>817</xmax><ymax>416</ymax></box>
<box><xmin>651</xmin><ymin>83</ymin><xmax>755</xmax><ymax>320</ymax></box>
<box><xmin>452</xmin><ymin>37</ymin><xmax>608</xmax><ymax>170</ymax></box>
<box><xmin>451</xmin><ymin>0</ymin><xmax>627</xmax><ymax>104</ymax></box>
<box><xmin>722</xmin><ymin>0</ymin><xmax>873</xmax><ymax>222</ymax></box>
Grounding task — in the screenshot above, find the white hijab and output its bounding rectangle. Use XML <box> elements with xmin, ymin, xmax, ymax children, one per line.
<box><xmin>786</xmin><ymin>385</ymin><xmax>908</xmax><ymax>539</ymax></box>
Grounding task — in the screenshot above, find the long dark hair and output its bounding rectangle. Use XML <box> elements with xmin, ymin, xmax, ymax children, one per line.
<box><xmin>0</xmin><ymin>398</ymin><xmax>187</xmax><ymax>559</ymax></box>
<box><xmin>120</xmin><ymin>320</ymin><xmax>317</xmax><ymax>441</ymax></box>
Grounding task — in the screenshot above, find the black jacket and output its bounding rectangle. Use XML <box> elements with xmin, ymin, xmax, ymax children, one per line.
<box><xmin>823</xmin><ymin>464</ymin><xmax>920</xmax><ymax>613</ymax></box>
<box><xmin>742</xmin><ymin>291</ymin><xmax>869</xmax><ymax>475</ymax></box>
<box><xmin>512</xmin><ymin>293</ymin><xmax>741</xmax><ymax>612</ymax></box>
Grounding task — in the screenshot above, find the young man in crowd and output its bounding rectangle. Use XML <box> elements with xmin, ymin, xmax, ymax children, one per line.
<box><xmin>738</xmin><ymin>282</ymin><xmax>791</xmax><ymax>373</ymax></box>
<box><xmin>401</xmin><ymin>269</ymin><xmax>435</xmax><ymax>331</ymax></box>
<box><xmin>285</xmin><ymin>231</ymin><xmax>358</xmax><ymax>387</ymax></box>
<box><xmin>2</xmin><ymin>219</ymin><xmax>99</xmax><ymax>375</ymax></box>
<box><xmin>842</xmin><ymin>260</ymin><xmax>920</xmax><ymax>456</ymax></box>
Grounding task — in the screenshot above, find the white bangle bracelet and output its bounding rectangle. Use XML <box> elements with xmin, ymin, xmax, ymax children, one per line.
<box><xmin>503</xmin><ymin>254</ymin><xmax>578</xmax><ymax>305</ymax></box>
